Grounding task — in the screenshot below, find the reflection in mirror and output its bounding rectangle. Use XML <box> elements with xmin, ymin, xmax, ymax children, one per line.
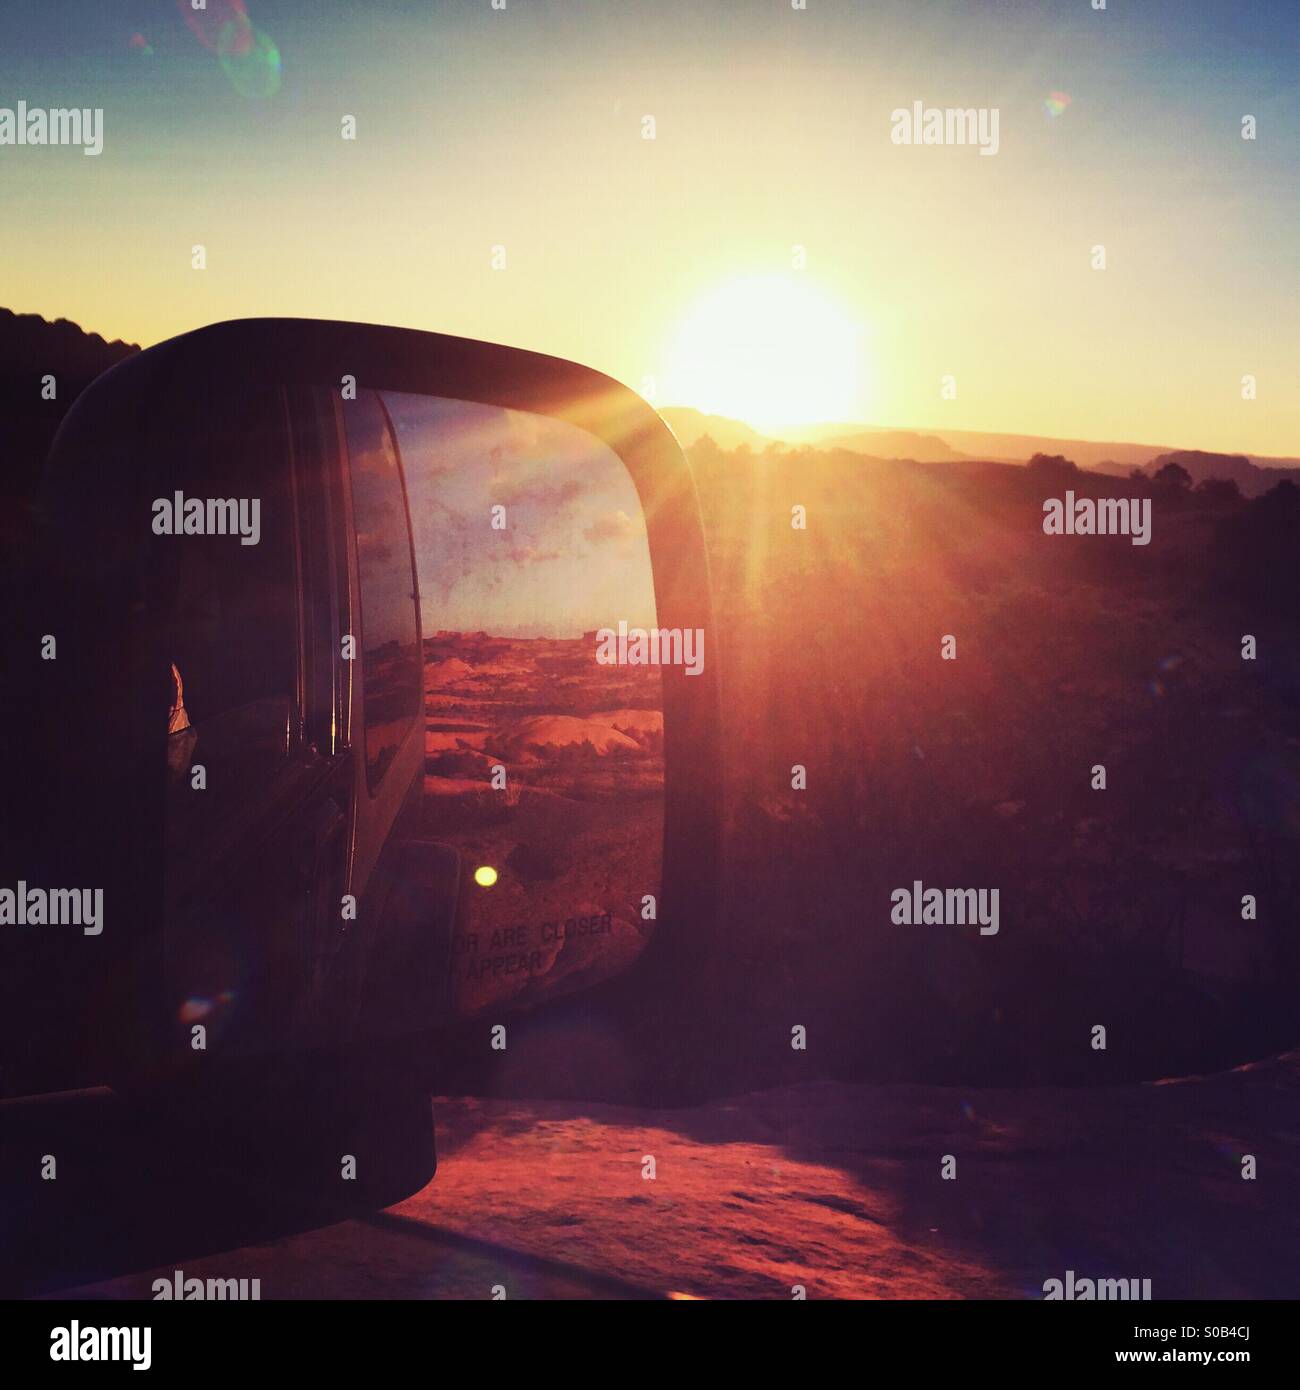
<box><xmin>382</xmin><ymin>393</ymin><xmax>664</xmax><ymax>1019</ymax></box>
<box><xmin>344</xmin><ymin>392</ymin><xmax>424</xmax><ymax>792</ymax></box>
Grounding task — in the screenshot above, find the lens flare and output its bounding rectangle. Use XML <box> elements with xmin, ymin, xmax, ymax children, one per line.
<box><xmin>1044</xmin><ymin>91</ymin><xmax>1072</xmax><ymax>117</ymax></box>
<box><xmin>179</xmin><ymin>0</ymin><xmax>247</xmax><ymax>53</ymax></box>
<box><xmin>178</xmin><ymin>0</ymin><xmax>281</xmax><ymax>99</ymax></box>
<box><xmin>219</xmin><ymin>23</ymin><xmax>282</xmax><ymax>98</ymax></box>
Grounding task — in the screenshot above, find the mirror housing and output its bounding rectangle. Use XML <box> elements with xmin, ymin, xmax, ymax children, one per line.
<box><xmin>12</xmin><ymin>318</ymin><xmax>721</xmax><ymax>1099</ymax></box>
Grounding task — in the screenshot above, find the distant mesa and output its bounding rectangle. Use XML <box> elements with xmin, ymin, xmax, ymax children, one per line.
<box><xmin>1132</xmin><ymin>449</ymin><xmax>1300</xmax><ymax>499</ymax></box>
<box><xmin>661</xmin><ymin>406</ymin><xmax>970</xmax><ymax>463</ymax></box>
<box><xmin>823</xmin><ymin>429</ymin><xmax>968</xmax><ymax>463</ymax></box>
<box><xmin>661</xmin><ymin>400</ymin><xmax>1299</xmax><ymax>478</ymax></box>
<box><xmin>659</xmin><ymin>407</ymin><xmax>769</xmax><ymax>452</ymax></box>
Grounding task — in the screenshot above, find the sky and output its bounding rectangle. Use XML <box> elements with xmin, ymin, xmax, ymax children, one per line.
<box><xmin>2</xmin><ymin>0</ymin><xmax>1297</xmax><ymax>454</ymax></box>
<box><xmin>383</xmin><ymin>391</ymin><xmax>657</xmax><ymax>639</ymax></box>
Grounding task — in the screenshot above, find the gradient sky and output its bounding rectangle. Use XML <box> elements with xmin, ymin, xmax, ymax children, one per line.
<box><xmin>384</xmin><ymin>391</ymin><xmax>656</xmax><ymax>639</ymax></box>
<box><xmin>2</xmin><ymin>0</ymin><xmax>1296</xmax><ymax>453</ymax></box>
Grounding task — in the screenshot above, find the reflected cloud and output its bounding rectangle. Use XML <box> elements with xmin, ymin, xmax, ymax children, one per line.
<box><xmin>584</xmin><ymin>509</ymin><xmax>646</xmax><ymax>546</ymax></box>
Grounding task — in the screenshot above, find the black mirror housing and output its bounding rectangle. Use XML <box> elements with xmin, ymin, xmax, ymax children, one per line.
<box><xmin>10</xmin><ymin>318</ymin><xmax>722</xmax><ymax>1100</ymax></box>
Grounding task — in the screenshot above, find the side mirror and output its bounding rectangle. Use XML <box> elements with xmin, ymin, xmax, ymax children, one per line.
<box><xmin>16</xmin><ymin>318</ymin><xmax>721</xmax><ymax>1101</ymax></box>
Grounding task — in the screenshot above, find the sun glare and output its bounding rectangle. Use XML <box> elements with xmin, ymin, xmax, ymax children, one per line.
<box><xmin>660</xmin><ymin>275</ymin><xmax>868</xmax><ymax>433</ymax></box>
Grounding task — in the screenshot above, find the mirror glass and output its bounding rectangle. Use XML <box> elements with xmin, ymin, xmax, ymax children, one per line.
<box><xmin>382</xmin><ymin>392</ymin><xmax>664</xmax><ymax>1018</ymax></box>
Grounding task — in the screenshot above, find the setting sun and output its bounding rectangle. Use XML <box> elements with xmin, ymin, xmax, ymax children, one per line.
<box><xmin>659</xmin><ymin>275</ymin><xmax>869</xmax><ymax>433</ymax></box>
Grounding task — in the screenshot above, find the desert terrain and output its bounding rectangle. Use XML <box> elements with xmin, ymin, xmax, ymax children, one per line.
<box><xmin>417</xmin><ymin>630</ymin><xmax>663</xmax><ymax>1017</ymax></box>
<box><xmin>24</xmin><ymin>1044</ymin><xmax>1299</xmax><ymax>1300</ymax></box>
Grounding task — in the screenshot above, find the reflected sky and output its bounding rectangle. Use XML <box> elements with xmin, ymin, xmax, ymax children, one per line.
<box><xmin>384</xmin><ymin>392</ymin><xmax>656</xmax><ymax>639</ymax></box>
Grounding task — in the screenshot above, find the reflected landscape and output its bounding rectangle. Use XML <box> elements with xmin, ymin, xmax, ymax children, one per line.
<box><xmin>383</xmin><ymin>393</ymin><xmax>664</xmax><ymax>1017</ymax></box>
